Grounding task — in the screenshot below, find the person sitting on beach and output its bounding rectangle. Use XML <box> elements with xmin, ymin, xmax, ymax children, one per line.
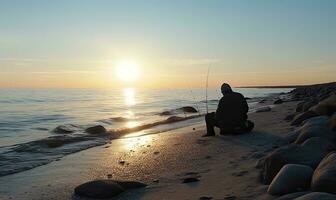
<box><xmin>204</xmin><ymin>83</ymin><xmax>254</xmax><ymax>136</ymax></box>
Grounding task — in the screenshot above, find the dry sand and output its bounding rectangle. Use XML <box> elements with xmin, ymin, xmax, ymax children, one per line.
<box><xmin>0</xmin><ymin>101</ymin><xmax>298</xmax><ymax>200</ymax></box>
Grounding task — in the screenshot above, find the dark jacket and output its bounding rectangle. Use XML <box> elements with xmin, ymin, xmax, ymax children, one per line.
<box><xmin>215</xmin><ymin>91</ymin><xmax>248</xmax><ymax>126</ymax></box>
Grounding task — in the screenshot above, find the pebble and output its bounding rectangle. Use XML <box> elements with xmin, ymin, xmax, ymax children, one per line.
<box><xmin>199</xmin><ymin>196</ymin><xmax>212</xmax><ymax>200</ymax></box>
<box><xmin>182</xmin><ymin>177</ymin><xmax>199</xmax><ymax>183</ymax></box>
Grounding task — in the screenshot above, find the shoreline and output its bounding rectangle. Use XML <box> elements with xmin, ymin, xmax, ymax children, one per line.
<box><xmin>0</xmin><ymin>91</ymin><xmax>284</xmax><ymax>178</ymax></box>
<box><xmin>0</xmin><ymin>99</ymin><xmax>297</xmax><ymax>200</ymax></box>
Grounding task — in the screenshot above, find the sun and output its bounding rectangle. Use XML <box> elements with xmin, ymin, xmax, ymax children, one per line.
<box><xmin>115</xmin><ymin>60</ymin><xmax>140</xmax><ymax>82</ymax></box>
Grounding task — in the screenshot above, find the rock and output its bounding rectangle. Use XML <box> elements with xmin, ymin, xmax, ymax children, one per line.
<box><xmin>283</xmin><ymin>131</ymin><xmax>300</xmax><ymax>144</ymax></box>
<box><xmin>302</xmin><ymin>101</ymin><xmax>318</xmax><ymax>112</ymax></box>
<box><xmin>310</xmin><ymin>94</ymin><xmax>336</xmax><ymax>116</ymax></box>
<box><xmin>301</xmin><ymin>137</ymin><xmax>335</xmax><ymax>151</ymax></box>
<box><xmin>199</xmin><ymin>196</ymin><xmax>213</xmax><ymax>200</ymax></box>
<box><xmin>291</xmin><ymin>111</ymin><xmax>318</xmax><ymax>126</ymax></box>
<box><xmin>302</xmin><ymin>116</ymin><xmax>330</xmax><ymax>127</ymax></box>
<box><xmin>294</xmin><ymin>124</ymin><xmax>335</xmax><ymax>144</ymax></box>
<box><xmin>274</xmin><ymin>99</ymin><xmax>283</xmax><ymax>104</ymax></box>
<box><xmin>261</xmin><ymin>137</ymin><xmax>334</xmax><ymax>184</ymax></box>
<box><xmin>256</xmin><ymin>106</ymin><xmax>272</xmax><ymax>113</ymax></box>
<box><xmin>285</xmin><ymin>113</ymin><xmax>296</xmax><ymax>121</ymax></box>
<box><xmin>259</xmin><ymin>99</ymin><xmax>266</xmax><ymax>103</ymax></box>
<box><xmin>166</xmin><ymin>116</ymin><xmax>184</xmax><ymax>122</ymax></box>
<box><xmin>182</xmin><ymin>177</ymin><xmax>199</xmax><ymax>183</ymax></box>
<box><xmin>160</xmin><ymin>111</ymin><xmax>172</xmax><ymax>116</ymax></box>
<box><xmin>74</xmin><ymin>180</ymin><xmax>146</xmax><ymax>199</ymax></box>
<box><xmin>330</xmin><ymin>113</ymin><xmax>336</xmax><ymax>131</ymax></box>
<box><xmin>74</xmin><ymin>180</ymin><xmax>124</xmax><ymax>198</ymax></box>
<box><xmin>267</xmin><ymin>164</ymin><xmax>313</xmax><ymax>195</ymax></box>
<box><xmin>224</xmin><ymin>196</ymin><xmax>237</xmax><ymax>200</ymax></box>
<box><xmin>274</xmin><ymin>192</ymin><xmax>309</xmax><ymax>200</ymax></box>
<box><xmin>85</xmin><ymin>125</ymin><xmax>107</xmax><ymax>135</ymax></box>
<box><xmin>52</xmin><ymin>124</ymin><xmax>78</xmax><ymax>134</ymax></box>
<box><xmin>311</xmin><ymin>152</ymin><xmax>336</xmax><ymax>193</ymax></box>
<box><xmin>179</xmin><ymin>106</ymin><xmax>198</xmax><ymax>113</ymax></box>
<box><xmin>295</xmin><ymin>192</ymin><xmax>336</xmax><ymax>200</ymax></box>
<box><xmin>296</xmin><ymin>102</ymin><xmax>305</xmax><ymax>112</ymax></box>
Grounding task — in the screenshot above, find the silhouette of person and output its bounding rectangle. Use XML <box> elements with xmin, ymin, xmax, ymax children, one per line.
<box><xmin>204</xmin><ymin>83</ymin><xmax>254</xmax><ymax>136</ymax></box>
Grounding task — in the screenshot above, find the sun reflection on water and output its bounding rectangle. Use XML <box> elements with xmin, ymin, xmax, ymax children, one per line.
<box><xmin>123</xmin><ymin>88</ymin><xmax>136</xmax><ymax>106</ymax></box>
<box><xmin>125</xmin><ymin>121</ymin><xmax>140</xmax><ymax>128</ymax></box>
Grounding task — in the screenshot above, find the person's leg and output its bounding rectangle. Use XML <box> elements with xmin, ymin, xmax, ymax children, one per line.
<box><xmin>204</xmin><ymin>112</ymin><xmax>216</xmax><ymax>136</ymax></box>
<box><xmin>219</xmin><ymin>124</ymin><xmax>235</xmax><ymax>135</ymax></box>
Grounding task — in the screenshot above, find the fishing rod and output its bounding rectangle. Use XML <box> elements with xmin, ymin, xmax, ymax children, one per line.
<box><xmin>189</xmin><ymin>89</ymin><xmax>201</xmax><ymax>116</ymax></box>
<box><xmin>205</xmin><ymin>66</ymin><xmax>210</xmax><ymax>114</ymax></box>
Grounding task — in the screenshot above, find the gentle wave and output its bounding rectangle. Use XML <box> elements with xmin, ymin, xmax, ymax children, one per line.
<box><xmin>0</xmin><ymin>113</ymin><xmax>202</xmax><ymax>177</ymax></box>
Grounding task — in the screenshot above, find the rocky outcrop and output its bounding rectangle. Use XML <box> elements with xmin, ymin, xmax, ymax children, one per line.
<box><xmin>294</xmin><ymin>192</ymin><xmax>336</xmax><ymax>200</ymax></box>
<box><xmin>291</xmin><ymin>111</ymin><xmax>318</xmax><ymax>126</ymax></box>
<box><xmin>267</xmin><ymin>164</ymin><xmax>313</xmax><ymax>195</ymax></box>
<box><xmin>260</xmin><ymin>137</ymin><xmax>334</xmax><ymax>184</ymax></box>
<box><xmin>331</xmin><ymin>113</ymin><xmax>336</xmax><ymax>131</ymax></box>
<box><xmin>294</xmin><ymin>124</ymin><xmax>335</xmax><ymax>144</ymax></box>
<box><xmin>311</xmin><ymin>152</ymin><xmax>336</xmax><ymax>194</ymax></box>
<box><xmin>309</xmin><ymin>94</ymin><xmax>336</xmax><ymax>116</ymax></box>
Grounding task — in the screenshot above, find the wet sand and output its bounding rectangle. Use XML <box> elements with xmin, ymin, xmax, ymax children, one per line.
<box><xmin>0</xmin><ymin>101</ymin><xmax>297</xmax><ymax>200</ymax></box>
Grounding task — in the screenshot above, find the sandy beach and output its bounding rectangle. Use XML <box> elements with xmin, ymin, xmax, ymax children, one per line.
<box><xmin>0</xmin><ymin>99</ymin><xmax>298</xmax><ymax>200</ymax></box>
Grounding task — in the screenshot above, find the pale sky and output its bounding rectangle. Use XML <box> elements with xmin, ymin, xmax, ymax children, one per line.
<box><xmin>0</xmin><ymin>0</ymin><xmax>335</xmax><ymax>88</ymax></box>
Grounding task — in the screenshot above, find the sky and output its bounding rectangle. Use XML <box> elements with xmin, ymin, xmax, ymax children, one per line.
<box><xmin>0</xmin><ymin>0</ymin><xmax>335</xmax><ymax>88</ymax></box>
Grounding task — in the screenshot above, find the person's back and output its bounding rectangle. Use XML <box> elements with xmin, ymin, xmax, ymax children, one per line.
<box><xmin>204</xmin><ymin>83</ymin><xmax>254</xmax><ymax>136</ymax></box>
<box><xmin>215</xmin><ymin>91</ymin><xmax>248</xmax><ymax>126</ymax></box>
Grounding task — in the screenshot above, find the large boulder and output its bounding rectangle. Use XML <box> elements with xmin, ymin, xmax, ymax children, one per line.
<box><xmin>291</xmin><ymin>111</ymin><xmax>318</xmax><ymax>126</ymax></box>
<box><xmin>302</xmin><ymin>116</ymin><xmax>330</xmax><ymax>127</ymax></box>
<box><xmin>74</xmin><ymin>180</ymin><xmax>146</xmax><ymax>199</ymax></box>
<box><xmin>296</xmin><ymin>102</ymin><xmax>305</xmax><ymax>112</ymax></box>
<box><xmin>268</xmin><ymin>164</ymin><xmax>313</xmax><ymax>195</ymax></box>
<box><xmin>85</xmin><ymin>125</ymin><xmax>107</xmax><ymax>135</ymax></box>
<box><xmin>274</xmin><ymin>192</ymin><xmax>309</xmax><ymax>200</ymax></box>
<box><xmin>261</xmin><ymin>137</ymin><xmax>334</xmax><ymax>184</ymax></box>
<box><xmin>302</xmin><ymin>101</ymin><xmax>318</xmax><ymax>112</ymax></box>
<box><xmin>294</xmin><ymin>192</ymin><xmax>336</xmax><ymax>200</ymax></box>
<box><xmin>294</xmin><ymin>124</ymin><xmax>335</xmax><ymax>144</ymax></box>
<box><xmin>330</xmin><ymin>113</ymin><xmax>336</xmax><ymax>131</ymax></box>
<box><xmin>310</xmin><ymin>94</ymin><xmax>336</xmax><ymax>116</ymax></box>
<box><xmin>311</xmin><ymin>152</ymin><xmax>336</xmax><ymax>194</ymax></box>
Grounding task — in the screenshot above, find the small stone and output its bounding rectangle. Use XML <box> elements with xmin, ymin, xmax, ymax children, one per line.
<box><xmin>231</xmin><ymin>170</ymin><xmax>248</xmax><ymax>177</ymax></box>
<box><xmin>119</xmin><ymin>161</ymin><xmax>125</xmax><ymax>165</ymax></box>
<box><xmin>182</xmin><ymin>177</ymin><xmax>199</xmax><ymax>183</ymax></box>
<box><xmin>224</xmin><ymin>195</ymin><xmax>237</xmax><ymax>200</ymax></box>
<box><xmin>199</xmin><ymin>196</ymin><xmax>212</xmax><ymax>200</ymax></box>
<box><xmin>274</xmin><ymin>99</ymin><xmax>283</xmax><ymax>104</ymax></box>
<box><xmin>154</xmin><ymin>151</ymin><xmax>160</xmax><ymax>155</ymax></box>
